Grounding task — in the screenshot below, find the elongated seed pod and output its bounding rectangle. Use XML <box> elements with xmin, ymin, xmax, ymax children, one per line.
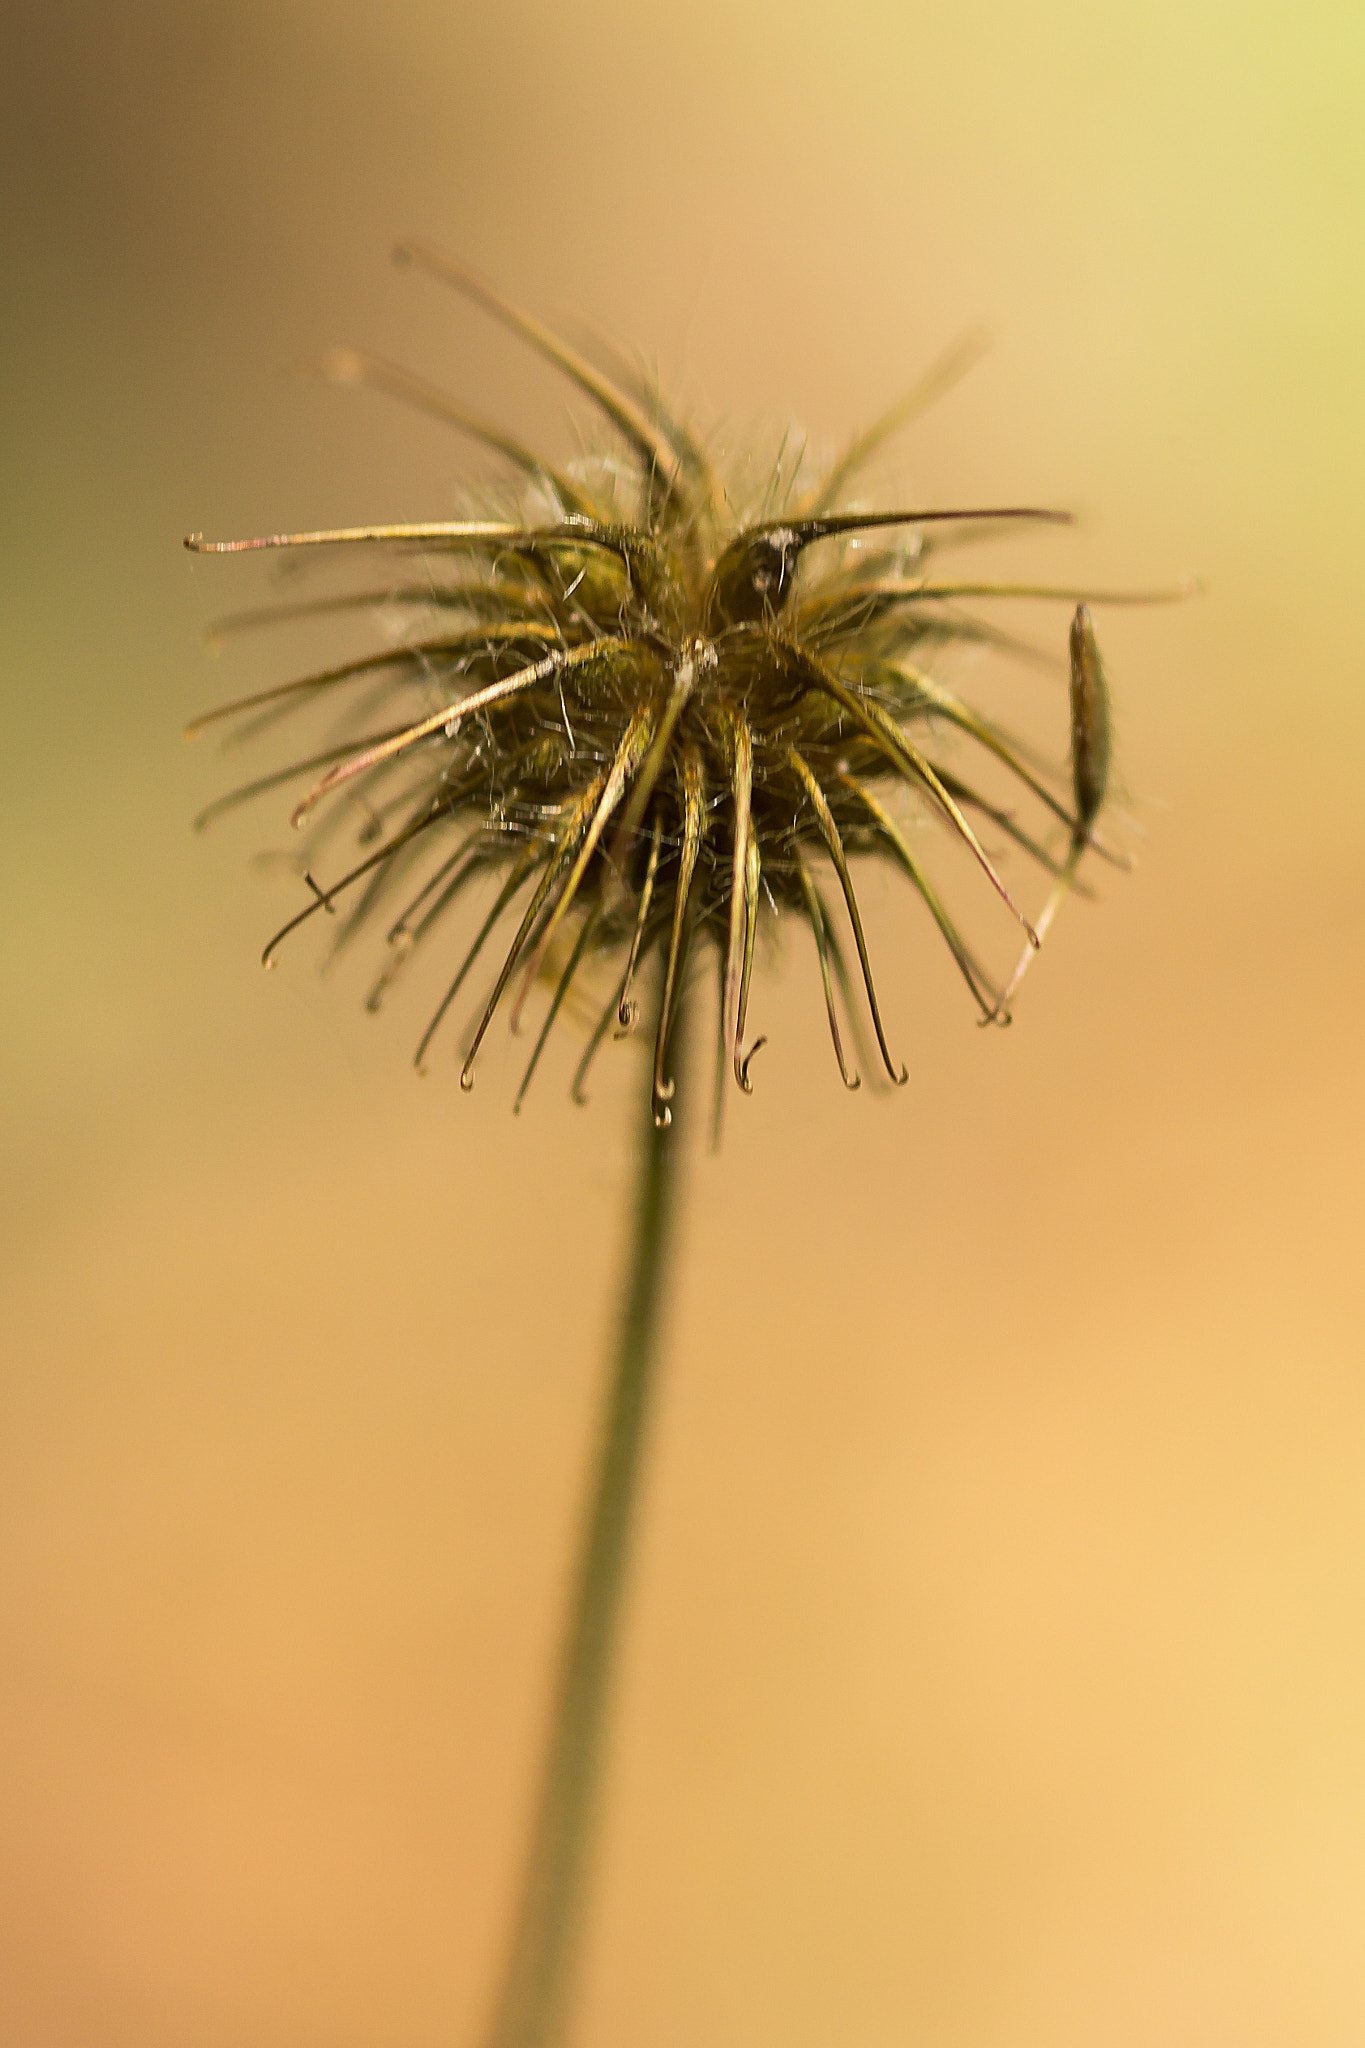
<box><xmin>1069</xmin><ymin>601</ymin><xmax>1111</xmax><ymax>830</ymax></box>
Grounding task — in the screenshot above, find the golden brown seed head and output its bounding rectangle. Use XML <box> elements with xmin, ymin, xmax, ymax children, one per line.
<box><xmin>188</xmin><ymin>251</ymin><xmax>1137</xmax><ymax>1121</ymax></box>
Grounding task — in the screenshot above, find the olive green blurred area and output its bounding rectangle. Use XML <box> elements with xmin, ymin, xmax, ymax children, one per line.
<box><xmin>3</xmin><ymin>0</ymin><xmax>1364</xmax><ymax>2041</ymax></box>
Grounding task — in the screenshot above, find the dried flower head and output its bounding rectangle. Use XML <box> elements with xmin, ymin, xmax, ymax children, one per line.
<box><xmin>187</xmin><ymin>246</ymin><xmax>1173</xmax><ymax>1125</ymax></box>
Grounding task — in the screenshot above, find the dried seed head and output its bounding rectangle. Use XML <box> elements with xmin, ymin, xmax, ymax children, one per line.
<box><xmin>188</xmin><ymin>249</ymin><xmax>1182</xmax><ymax>1123</ymax></box>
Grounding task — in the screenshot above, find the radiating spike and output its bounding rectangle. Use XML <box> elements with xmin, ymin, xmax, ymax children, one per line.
<box><xmin>412</xmin><ymin>844</ymin><xmax>540</xmax><ymax>1071</ymax></box>
<box><xmin>756</xmin><ymin>507</ymin><xmax>1072</xmax><ymax>546</ymax></box>
<box><xmin>392</xmin><ymin>242</ymin><xmax>690</xmax><ymax>513</ymax></box>
<box><xmin>384</xmin><ymin>830</ymin><xmax>484</xmax><ymax>946</ymax></box>
<box><xmin>718</xmin><ymin>709</ymin><xmax>753</xmax><ymax>1079</ymax></box>
<box><xmin>185</xmin><ymin>515</ymin><xmax>639</xmax><ymax>562</ymax></box>
<box><xmin>187</xmin><ymin>518</ymin><xmax>523</xmax><ymax>556</ymax></box>
<box><xmin>796</xmin><ymin>327</ymin><xmax>992</xmax><ymax>517</ymax></box>
<box><xmin>571</xmin><ymin>985</ymin><xmax>621</xmax><ymax>1107</ymax></box>
<box><xmin>514</xmin><ymin>907</ymin><xmax>601</xmax><ymax>1114</ymax></box>
<box><xmin>204</xmin><ymin>579</ymin><xmax>559</xmax><ymax>646</ymax></box>
<box><xmin>839</xmin><ymin>776</ymin><xmax>1000</xmax><ymax>1020</ymax></box>
<box><xmin>259</xmin><ymin>801</ymin><xmax>448</xmax><ymax>967</ymax></box>
<box><xmin>509</xmin><ymin>703</ymin><xmax>655</xmax><ymax>1027</ymax></box>
<box><xmin>784</xmin><ymin>642</ymin><xmax>1039</xmax><ymax>945</ymax></box>
<box><xmin>366</xmin><ymin>839</ymin><xmax>484</xmax><ymax>1013</ymax></box>
<box><xmin>289</xmin><ymin>637</ymin><xmax>627</xmax><ymax>825</ymax></box>
<box><xmin>930</xmin><ymin>765</ymin><xmax>1099</xmax><ymax>885</ymax></box>
<box><xmin>573</xmin><ymin>926</ymin><xmax>660</xmax><ymax>1106</ymax></box>
<box><xmin>615</xmin><ymin>812</ymin><xmax>664</xmax><ymax>1032</ymax></box>
<box><xmin>327</xmin><ymin>824</ymin><xmax>435</xmax><ymax>960</ymax></box>
<box><xmin>652</xmin><ymin>748</ymin><xmax>705</xmax><ymax>1126</ymax></box>
<box><xmin>704</xmin><ymin>509</ymin><xmax>1074</xmax><ymax>631</ymax></box>
<box><xmin>987</xmin><ymin>604</ymin><xmax>1116</xmax><ymax>1020</ymax></box>
<box><xmin>606</xmin><ymin>645</ymin><xmax>700</xmax><ymax>873</ymax></box>
<box><xmin>787</xmin><ymin>749</ymin><xmax>907</xmax><ymax>1084</ymax></box>
<box><xmin>192</xmin><ymin>729</ymin><xmax>411</xmax><ymax>831</ymax></box>
<box><xmin>570</xmin><ymin>323</ymin><xmax>724</xmax><ymax>523</ymax></box>
<box><xmin>709</xmin><ymin>941</ymin><xmax>729</xmax><ymax>1154</ymax></box>
<box><xmin>184</xmin><ymin>623</ymin><xmax>563</xmax><ymax>737</ymax></box>
<box><xmin>460</xmin><ymin>776</ymin><xmax>608</xmax><ymax>1091</ymax></box>
<box><xmin>734</xmin><ymin>835</ymin><xmax>764</xmax><ymax>1091</ymax></box>
<box><xmin>797</xmin><ymin>575</ymin><xmax>1197</xmax><ymax>636</ymax></box>
<box><xmin>795</xmin><ymin>851</ymin><xmax>859</xmax><ymax>1090</ymax></box>
<box><xmin>320</xmin><ymin>348</ymin><xmax>603</xmax><ymax>521</ymax></box>
<box><xmin>187</xmin><ymin>647</ymin><xmax>415</xmax><ymax>738</ymax></box>
<box><xmin>819</xmin><ymin>908</ymin><xmax>884</xmax><ymax>1087</ymax></box>
<box><xmin>887</xmin><ymin>658</ymin><xmax>1087</xmax><ymax>839</ymax></box>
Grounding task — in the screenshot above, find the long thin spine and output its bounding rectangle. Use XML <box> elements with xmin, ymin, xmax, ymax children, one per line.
<box><xmin>793</xmin><ymin>653</ymin><xmax>1039</xmax><ymax>945</ymax></box>
<box><xmin>204</xmin><ymin>580</ymin><xmax>552</xmax><ymax>645</ymax></box>
<box><xmin>290</xmin><ymin>638</ymin><xmax>627</xmax><ymax>824</ymax></box>
<box><xmin>819</xmin><ymin>910</ymin><xmax>881</xmax><ymax>1087</ymax></box>
<box><xmin>186</xmin><ymin>519</ymin><xmax>523</xmax><ymax>555</ymax></box>
<box><xmin>192</xmin><ymin>731</ymin><xmax>414</xmax><ymax>832</ymax></box>
<box><xmin>567</xmin><ymin>323</ymin><xmax>723</xmax><ymax>521</ymax></box>
<box><xmin>391</xmin><ymin>241</ymin><xmax>691</xmax><ymax>514</ymax></box>
<box><xmin>798</xmin><ymin>575</ymin><xmax>1196</xmax><ymax>637</ymax></box>
<box><xmin>572</xmin><ymin>927</ymin><xmax>660</xmax><ymax>1106</ymax></box>
<box><xmin>606</xmin><ymin>648</ymin><xmax>700</xmax><ymax>873</ymax></box>
<box><xmin>756</xmin><ymin>505</ymin><xmax>1072</xmax><ymax>548</ymax></box>
<box><xmin>571</xmin><ymin>984</ymin><xmax>623</xmax><ymax>1108</ymax></box>
<box><xmin>385</xmin><ymin>830</ymin><xmax>485</xmax><ymax>945</ymax></box>
<box><xmin>795</xmin><ymin>851</ymin><xmax>859</xmax><ymax>1090</ymax></box>
<box><xmin>513</xmin><ymin>908</ymin><xmax>602</xmax><ymax>1114</ymax></box>
<box><xmin>259</xmin><ymin>800</ymin><xmax>451</xmax><ymax>967</ymax></box>
<box><xmin>615</xmin><ymin>814</ymin><xmax>664</xmax><ymax>1032</ymax></box>
<box><xmin>719</xmin><ymin>709</ymin><xmax>753</xmax><ymax>1076</ymax></box>
<box><xmin>509</xmin><ymin>704</ymin><xmax>656</xmax><ymax>1026</ymax></box>
<box><xmin>321</xmin><ymin>348</ymin><xmax>605</xmax><ymax>521</ymax></box>
<box><xmin>787</xmin><ymin>749</ymin><xmax>907</xmax><ymax>1084</ymax></box>
<box><xmin>185</xmin><ymin>516</ymin><xmax>641</xmax><ymax>558</ymax></box>
<box><xmin>460</xmin><ymin>778</ymin><xmax>608</xmax><ymax>1090</ymax></box>
<box><xmin>990</xmin><ymin>603</ymin><xmax>1114</xmax><ymax>1017</ymax></box>
<box><xmin>929</xmin><ymin>766</ymin><xmax>1100</xmax><ymax>883</ymax></box>
<box><xmin>708</xmin><ymin>941</ymin><xmax>728</xmax><ymax>1153</ymax></box>
<box><xmin>651</xmin><ymin>749</ymin><xmax>705</xmax><ymax>1126</ymax></box>
<box><xmin>886</xmin><ymin>660</ymin><xmax>1088</xmax><ymax>839</ymax></box>
<box><xmin>185</xmin><ymin>624</ymin><xmax>564</xmax><ymax>737</ymax></box>
<box><xmin>412</xmin><ymin>845</ymin><xmax>541</xmax><ymax>1070</ymax></box>
<box><xmin>366</xmin><ymin>834</ymin><xmax>487</xmax><ymax>1012</ymax></box>
<box><xmin>734</xmin><ymin>835</ymin><xmax>763</xmax><ymax>1090</ymax></box>
<box><xmin>795</xmin><ymin>327</ymin><xmax>993</xmax><ymax>516</ymax></box>
<box><xmin>840</xmin><ymin>776</ymin><xmax>999</xmax><ymax>1019</ymax></box>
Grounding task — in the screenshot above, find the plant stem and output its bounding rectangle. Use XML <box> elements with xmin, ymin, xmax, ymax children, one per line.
<box><xmin>481</xmin><ymin>1045</ymin><xmax>686</xmax><ymax>2048</ymax></box>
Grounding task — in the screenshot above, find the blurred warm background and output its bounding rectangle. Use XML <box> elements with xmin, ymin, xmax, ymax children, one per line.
<box><xmin>3</xmin><ymin>2</ymin><xmax>1364</xmax><ymax>2042</ymax></box>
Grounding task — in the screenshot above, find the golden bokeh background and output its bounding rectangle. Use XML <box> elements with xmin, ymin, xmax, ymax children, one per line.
<box><xmin>3</xmin><ymin>1</ymin><xmax>1364</xmax><ymax>2041</ymax></box>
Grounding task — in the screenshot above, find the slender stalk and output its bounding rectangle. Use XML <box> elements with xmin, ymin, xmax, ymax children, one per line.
<box><xmin>481</xmin><ymin>1031</ymin><xmax>687</xmax><ymax>2048</ymax></box>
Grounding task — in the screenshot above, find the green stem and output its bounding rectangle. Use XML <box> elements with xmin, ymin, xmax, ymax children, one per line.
<box><xmin>481</xmin><ymin>1040</ymin><xmax>686</xmax><ymax>2048</ymax></box>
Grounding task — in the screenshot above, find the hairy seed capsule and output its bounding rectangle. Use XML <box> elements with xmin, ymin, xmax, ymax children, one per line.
<box><xmin>187</xmin><ymin>250</ymin><xmax>1174</xmax><ymax>1111</ymax></box>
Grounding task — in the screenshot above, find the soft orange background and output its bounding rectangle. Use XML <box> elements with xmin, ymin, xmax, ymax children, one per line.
<box><xmin>3</xmin><ymin>2</ymin><xmax>1364</xmax><ymax>2042</ymax></box>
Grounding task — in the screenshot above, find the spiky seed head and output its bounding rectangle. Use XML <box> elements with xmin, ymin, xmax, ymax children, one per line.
<box><xmin>187</xmin><ymin>248</ymin><xmax>1172</xmax><ymax>1125</ymax></box>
